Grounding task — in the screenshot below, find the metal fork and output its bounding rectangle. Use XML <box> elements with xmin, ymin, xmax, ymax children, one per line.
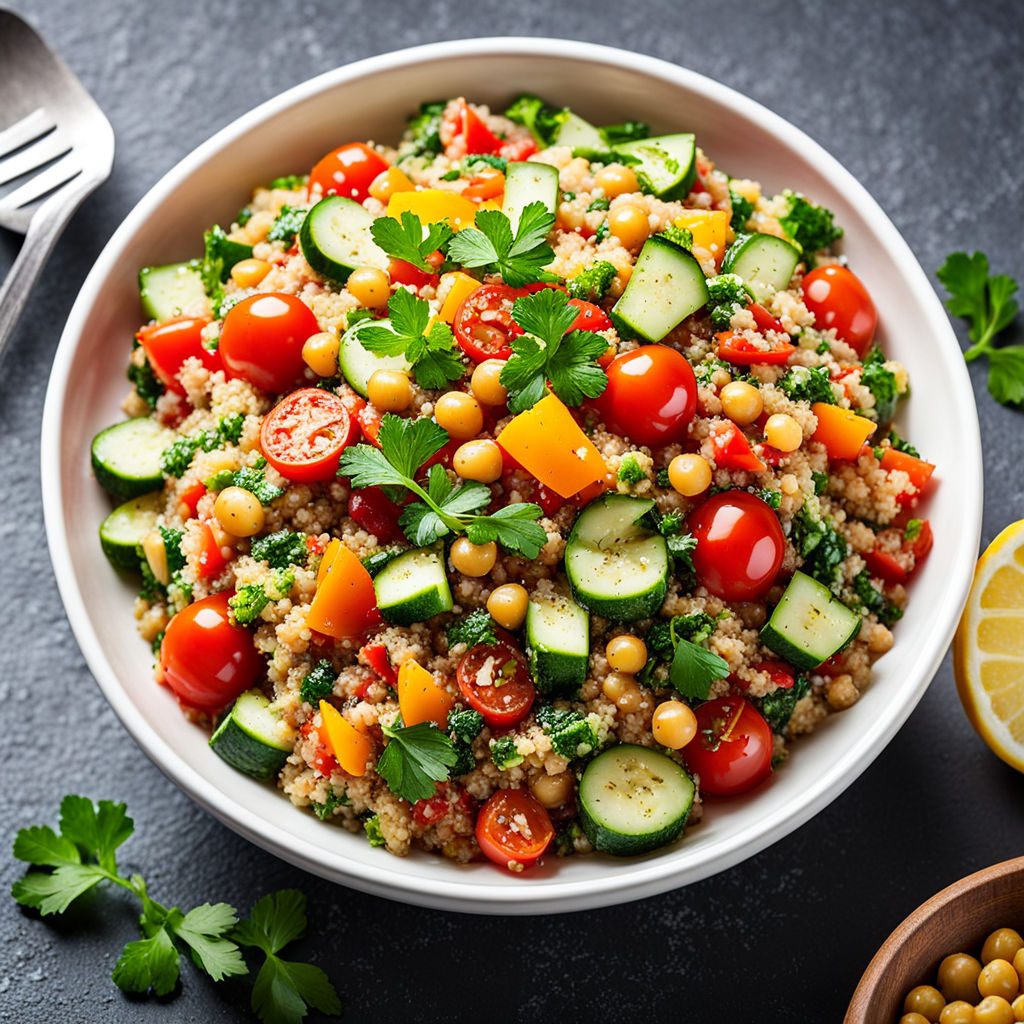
<box><xmin>0</xmin><ymin>8</ymin><xmax>114</xmax><ymax>363</ymax></box>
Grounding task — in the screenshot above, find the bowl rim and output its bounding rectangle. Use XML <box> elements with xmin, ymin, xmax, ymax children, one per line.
<box><xmin>40</xmin><ymin>36</ymin><xmax>983</xmax><ymax>914</ymax></box>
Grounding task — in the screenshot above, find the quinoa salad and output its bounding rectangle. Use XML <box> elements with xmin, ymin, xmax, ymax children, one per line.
<box><xmin>91</xmin><ymin>94</ymin><xmax>937</xmax><ymax>872</ymax></box>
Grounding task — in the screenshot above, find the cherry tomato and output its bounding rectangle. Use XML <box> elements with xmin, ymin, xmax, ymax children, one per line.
<box><xmin>387</xmin><ymin>250</ymin><xmax>443</xmax><ymax>288</ymax></box>
<box><xmin>308</xmin><ymin>142</ymin><xmax>389</xmax><ymax>203</ymax></box>
<box><xmin>907</xmin><ymin>518</ymin><xmax>934</xmax><ymax>562</ymax></box>
<box><xmin>220</xmin><ymin>293</ymin><xmax>318</xmax><ymax>394</ymax></box>
<box><xmin>160</xmin><ymin>592</ymin><xmax>263</xmax><ymax>711</ymax></box>
<box><xmin>802</xmin><ymin>265</ymin><xmax>877</xmax><ymax>358</ymax></box>
<box><xmin>567</xmin><ymin>298</ymin><xmax>613</xmax><ymax>333</ymax></box>
<box><xmin>348</xmin><ymin>486</ymin><xmax>403</xmax><ymax>543</ymax></box>
<box><xmin>456</xmin><ymin>639</ymin><xmax>535</xmax><ymax>729</ymax></box>
<box><xmin>689</xmin><ymin>491</ymin><xmax>784</xmax><ymax>601</ymax></box>
<box><xmin>715</xmin><ymin>329</ymin><xmax>794</xmax><ymax>366</ymax></box>
<box><xmin>137</xmin><ymin>316</ymin><xmax>220</xmax><ymax>395</ymax></box>
<box><xmin>684</xmin><ymin>696</ymin><xmax>773</xmax><ymax>796</ymax></box>
<box><xmin>475</xmin><ymin>788</ymin><xmax>554</xmax><ymax>870</ymax></box>
<box><xmin>453</xmin><ymin>283</ymin><xmax>524</xmax><ymax>362</ymax></box>
<box><xmin>259</xmin><ymin>388</ymin><xmax>353</xmax><ymax>483</ymax></box>
<box><xmin>333</xmin><ymin>390</ymin><xmax>364</xmax><ymax>450</ymax></box>
<box><xmin>862</xmin><ymin>547</ymin><xmax>908</xmax><ymax>585</ymax></box>
<box><xmin>595</xmin><ymin>345</ymin><xmax>697</xmax><ymax>448</ymax></box>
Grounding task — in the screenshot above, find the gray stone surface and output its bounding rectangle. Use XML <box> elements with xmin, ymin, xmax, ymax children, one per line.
<box><xmin>1</xmin><ymin>0</ymin><xmax>1023</xmax><ymax>1020</ymax></box>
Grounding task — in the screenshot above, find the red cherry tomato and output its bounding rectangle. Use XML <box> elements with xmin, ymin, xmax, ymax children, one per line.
<box><xmin>595</xmin><ymin>345</ymin><xmax>697</xmax><ymax>448</ymax></box>
<box><xmin>456</xmin><ymin>640</ymin><xmax>535</xmax><ymax>730</ymax></box>
<box><xmin>684</xmin><ymin>696</ymin><xmax>773</xmax><ymax>796</ymax></box>
<box><xmin>802</xmin><ymin>265</ymin><xmax>877</xmax><ymax>358</ymax></box>
<box><xmin>689</xmin><ymin>491</ymin><xmax>784</xmax><ymax>601</ymax></box>
<box><xmin>259</xmin><ymin>388</ymin><xmax>353</xmax><ymax>483</ymax></box>
<box><xmin>715</xmin><ymin>329</ymin><xmax>794</xmax><ymax>366</ymax></box>
<box><xmin>137</xmin><ymin>316</ymin><xmax>221</xmax><ymax>395</ymax></box>
<box><xmin>220</xmin><ymin>293</ymin><xmax>318</xmax><ymax>394</ymax></box>
<box><xmin>348</xmin><ymin>486</ymin><xmax>403</xmax><ymax>544</ymax></box>
<box><xmin>308</xmin><ymin>142</ymin><xmax>389</xmax><ymax>203</ymax></box>
<box><xmin>160</xmin><ymin>592</ymin><xmax>263</xmax><ymax>711</ymax></box>
<box><xmin>412</xmin><ymin>792</ymin><xmax>450</xmax><ymax>827</ymax></box>
<box><xmin>907</xmin><ymin>518</ymin><xmax>934</xmax><ymax>562</ymax></box>
<box><xmin>567</xmin><ymin>298</ymin><xmax>613</xmax><ymax>333</ymax></box>
<box><xmin>387</xmin><ymin>250</ymin><xmax>443</xmax><ymax>288</ymax></box>
<box><xmin>453</xmin><ymin>283</ymin><xmax>524</xmax><ymax>362</ymax></box>
<box><xmin>475</xmin><ymin>788</ymin><xmax>554</xmax><ymax>870</ymax></box>
<box><xmin>862</xmin><ymin>547</ymin><xmax>908</xmax><ymax>585</ymax></box>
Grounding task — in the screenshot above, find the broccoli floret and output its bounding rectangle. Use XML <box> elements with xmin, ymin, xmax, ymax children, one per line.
<box><xmin>780</xmin><ymin>365</ymin><xmax>836</xmax><ymax>406</ymax></box>
<box><xmin>757</xmin><ymin>487</ymin><xmax>782</xmax><ymax>510</ymax></box>
<box><xmin>404</xmin><ymin>100</ymin><xmax>446</xmax><ymax>158</ymax></box>
<box><xmin>127</xmin><ymin>353</ymin><xmax>164</xmax><ymax>410</ymax></box>
<box><xmin>490</xmin><ymin>735</ymin><xmax>524</xmax><ymax>770</ymax></box>
<box><xmin>861</xmin><ymin>348</ymin><xmax>898</xmax><ymax>424</ymax></box>
<box><xmin>167</xmin><ymin>571</ymin><xmax>192</xmax><ymax>611</ymax></box>
<box><xmin>566</xmin><ymin>260</ymin><xmax>617</xmax><ymax>303</ymax></box>
<box><xmin>706</xmin><ymin>273</ymin><xmax>754</xmax><ymax>329</ymax></box>
<box><xmin>882</xmin><ymin>430</ymin><xmax>920</xmax><ymax>458</ymax></box>
<box><xmin>267</xmin><ymin>205</ymin><xmax>307</xmax><ymax>247</ymax></box>
<box><xmin>549</xmin><ymin>718</ymin><xmax>598</xmax><ymax>761</ymax></box>
<box><xmin>265</xmin><ymin>568</ymin><xmax>294</xmax><ymax>601</ymax></box>
<box><xmin>159</xmin><ymin>527</ymin><xmax>185</xmax><ymax>574</ymax></box>
<box><xmin>447</xmin><ymin>707</ymin><xmax>484</xmax><ymax>744</ymax></box>
<box><xmin>758</xmin><ymin>674</ymin><xmax>811</xmax><ymax>735</ymax></box>
<box><xmin>503</xmin><ymin>93</ymin><xmax>568</xmax><ymax>147</ymax></box>
<box><xmin>269</xmin><ymin>174</ymin><xmax>306</xmax><ymax>191</ymax></box>
<box><xmin>535</xmin><ymin>704</ymin><xmax>579</xmax><ymax>732</ymax></box>
<box><xmin>811</xmin><ymin>471</ymin><xmax>829</xmax><ymax>495</ymax></box>
<box><xmin>161</xmin><ymin>436</ymin><xmax>200</xmax><ymax>478</ymax></box>
<box><xmin>778</xmin><ymin>191</ymin><xmax>843</xmax><ymax>265</ymax></box>
<box><xmin>232</xmin><ymin>461</ymin><xmax>284</xmax><ymax>504</ymax></box>
<box><xmin>450</xmin><ymin>741</ymin><xmax>476</xmax><ymax>777</ymax></box>
<box><xmin>658</xmin><ymin>224</ymin><xmax>693</xmax><ymax>251</ymax></box>
<box><xmin>792</xmin><ymin>499</ymin><xmax>848</xmax><ymax>592</ymax></box>
<box><xmin>236</xmin><ymin>207</ymin><xmax>253</xmax><ymax>227</ymax></box>
<box><xmin>360</xmin><ymin>547</ymin><xmax>405</xmax><ymax>577</ymax></box>
<box><xmin>300</xmin><ymin>659</ymin><xmax>336</xmax><ymax>704</ymax></box>
<box><xmin>364</xmin><ymin>814</ymin><xmax>386</xmax><ymax>848</ymax></box>
<box><xmin>218</xmin><ymin>412</ymin><xmax>245</xmax><ymax>445</ymax></box>
<box><xmin>447</xmin><ymin>609</ymin><xmax>498</xmax><ymax>648</ymax></box>
<box><xmin>228</xmin><ymin>583</ymin><xmax>270</xmax><ymax>625</ymax></box>
<box><xmin>728</xmin><ymin>188</ymin><xmax>754</xmax><ymax>233</ymax></box>
<box><xmin>852</xmin><ymin>569</ymin><xmax>903</xmax><ymax>625</ymax></box>
<box><xmin>251</xmin><ymin>530</ymin><xmax>307</xmax><ymax>569</ymax></box>
<box><xmin>600</xmin><ymin>120</ymin><xmax>649</xmax><ymax>145</ymax></box>
<box><xmin>617</xmin><ymin>455</ymin><xmax>646</xmax><ymax>485</ymax></box>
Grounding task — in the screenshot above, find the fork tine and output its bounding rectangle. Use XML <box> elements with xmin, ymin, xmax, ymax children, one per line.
<box><xmin>0</xmin><ymin>151</ymin><xmax>81</xmax><ymax>211</ymax></box>
<box><xmin>0</xmin><ymin>108</ymin><xmax>54</xmax><ymax>159</ymax></box>
<box><xmin>0</xmin><ymin>129</ymin><xmax>68</xmax><ymax>187</ymax></box>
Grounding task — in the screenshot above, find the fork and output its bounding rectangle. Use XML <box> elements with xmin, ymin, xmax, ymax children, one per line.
<box><xmin>0</xmin><ymin>8</ymin><xmax>115</xmax><ymax>364</ymax></box>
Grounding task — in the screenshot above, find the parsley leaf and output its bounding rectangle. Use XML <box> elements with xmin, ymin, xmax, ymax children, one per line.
<box><xmin>377</xmin><ymin>413</ymin><xmax>449</xmax><ymax>480</ymax></box>
<box><xmin>669</xmin><ymin>638</ymin><xmax>730</xmax><ymax>700</ymax></box>
<box><xmin>175</xmin><ymin>903</ymin><xmax>247</xmax><ymax>981</ymax></box>
<box><xmin>447</xmin><ymin>202</ymin><xmax>557</xmax><ymax>287</ymax></box>
<box><xmin>58</xmin><ymin>794</ymin><xmax>133</xmax><ymax>873</ymax></box>
<box><xmin>112</xmin><ymin>927</ymin><xmax>181</xmax><ymax>996</ymax></box>
<box><xmin>370</xmin><ymin>211</ymin><xmax>453</xmax><ymax>273</ymax></box>
<box><xmin>376</xmin><ymin>718</ymin><xmax>458</xmax><ymax>803</ymax></box>
<box><xmin>399</xmin><ymin>465</ymin><xmax>491</xmax><ymax>546</ymax></box>
<box><xmin>464</xmin><ymin>502</ymin><xmax>548</xmax><ymax>556</ymax></box>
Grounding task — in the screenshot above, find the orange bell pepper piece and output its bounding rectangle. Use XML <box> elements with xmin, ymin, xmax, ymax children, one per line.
<box><xmin>496</xmin><ymin>393</ymin><xmax>608</xmax><ymax>499</ymax></box>
<box><xmin>307</xmin><ymin>539</ymin><xmax>378</xmax><ymax>637</ymax></box>
<box><xmin>811</xmin><ymin>403</ymin><xmax>876</xmax><ymax>461</ymax></box>
<box><xmin>318</xmin><ymin>700</ymin><xmax>374</xmax><ymax>777</ymax></box>
<box><xmin>397</xmin><ymin>658</ymin><xmax>454</xmax><ymax>729</ymax></box>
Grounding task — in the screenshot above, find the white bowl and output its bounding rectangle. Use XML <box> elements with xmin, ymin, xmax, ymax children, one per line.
<box><xmin>41</xmin><ymin>38</ymin><xmax>983</xmax><ymax>914</ymax></box>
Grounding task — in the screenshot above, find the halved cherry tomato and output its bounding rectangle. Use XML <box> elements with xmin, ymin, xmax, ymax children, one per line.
<box><xmin>707</xmin><ymin>420</ymin><xmax>767</xmax><ymax>473</ymax></box>
<box><xmin>195</xmin><ymin>521</ymin><xmax>228</xmax><ymax>579</ymax></box>
<box><xmin>160</xmin><ymin>592</ymin><xmax>263</xmax><ymax>711</ymax></box>
<box><xmin>348</xmin><ymin>486</ymin><xmax>403</xmax><ymax>544</ymax></box>
<box><xmin>259</xmin><ymin>388</ymin><xmax>353</xmax><ymax>483</ymax></box>
<box><xmin>802</xmin><ymin>265</ymin><xmax>877</xmax><ymax>358</ymax></box>
<box><xmin>907</xmin><ymin>518</ymin><xmax>934</xmax><ymax>562</ymax></box>
<box><xmin>456</xmin><ymin>639</ymin><xmax>535</xmax><ymax>729</ymax></box>
<box><xmin>595</xmin><ymin>345</ymin><xmax>697</xmax><ymax>448</ymax></box>
<box><xmin>441</xmin><ymin>99</ymin><xmax>503</xmax><ymax>157</ymax></box>
<box><xmin>387</xmin><ymin>250</ymin><xmax>444</xmax><ymax>288</ymax></box>
<box><xmin>689</xmin><ymin>490</ymin><xmax>784</xmax><ymax>601</ymax></box>
<box><xmin>475</xmin><ymin>788</ymin><xmax>554</xmax><ymax>870</ymax></box>
<box><xmin>360</xmin><ymin>642</ymin><xmax>397</xmax><ymax>687</ymax></box>
<box><xmin>308</xmin><ymin>142</ymin><xmax>389</xmax><ymax>203</ymax></box>
<box><xmin>747</xmin><ymin>302</ymin><xmax>786</xmax><ymax>335</ymax></box>
<box><xmin>220</xmin><ymin>293</ymin><xmax>318</xmax><ymax>394</ymax></box>
<box><xmin>453</xmin><ymin>283</ymin><xmax>524</xmax><ymax>362</ymax></box>
<box><xmin>568</xmin><ymin>298</ymin><xmax>613</xmax><ymax>334</ymax></box>
<box><xmin>333</xmin><ymin>390</ymin><xmax>365</xmax><ymax>450</ymax></box>
<box><xmin>683</xmin><ymin>696</ymin><xmax>773</xmax><ymax>796</ymax></box>
<box><xmin>715</xmin><ymin>329</ymin><xmax>794</xmax><ymax>367</ymax></box>
<box><xmin>137</xmin><ymin>316</ymin><xmax>220</xmax><ymax>395</ymax></box>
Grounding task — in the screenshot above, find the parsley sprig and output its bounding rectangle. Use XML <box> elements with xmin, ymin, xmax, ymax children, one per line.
<box><xmin>499</xmin><ymin>288</ymin><xmax>609</xmax><ymax>413</ymax></box>
<box><xmin>357</xmin><ymin>289</ymin><xmax>465</xmax><ymax>390</ymax></box>
<box><xmin>376</xmin><ymin>716</ymin><xmax>458</xmax><ymax>803</ymax></box>
<box><xmin>640</xmin><ymin>613</ymin><xmax>729</xmax><ymax>700</ymax></box>
<box><xmin>337</xmin><ymin>414</ymin><xmax>547</xmax><ymax>557</ymax></box>
<box><xmin>938</xmin><ymin>250</ymin><xmax>1023</xmax><ymax>406</ymax></box>
<box><xmin>446</xmin><ymin>202</ymin><xmax>557</xmax><ymax>287</ymax></box>
<box><xmin>370</xmin><ymin>211</ymin><xmax>452</xmax><ymax>273</ymax></box>
<box><xmin>11</xmin><ymin>796</ymin><xmax>339</xmax><ymax>1023</ymax></box>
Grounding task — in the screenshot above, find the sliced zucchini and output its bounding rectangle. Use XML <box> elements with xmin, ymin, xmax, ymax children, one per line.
<box><xmin>611</xmin><ymin>236</ymin><xmax>710</xmax><ymax>342</ymax></box>
<box><xmin>91</xmin><ymin>418</ymin><xmax>176</xmax><ymax>500</ymax></box>
<box><xmin>99</xmin><ymin>491</ymin><xmax>163</xmax><ymax>571</ymax></box>
<box><xmin>525</xmin><ymin>592</ymin><xmax>589</xmax><ymax>697</ymax></box>
<box><xmin>138</xmin><ymin>260</ymin><xmax>205</xmax><ymax>321</ymax></box>
<box><xmin>209</xmin><ymin>691</ymin><xmax>294</xmax><ymax>780</ymax></box>
<box><xmin>299</xmin><ymin>195</ymin><xmax>387</xmax><ymax>284</ymax></box>
<box><xmin>578</xmin><ymin>745</ymin><xmax>694</xmax><ymax>856</ymax></box>
<box><xmin>759</xmin><ymin>570</ymin><xmax>861</xmax><ymax>671</ymax></box>
<box><xmin>565</xmin><ymin>494</ymin><xmax>669</xmax><ymax>621</ymax></box>
<box><xmin>613</xmin><ymin>133</ymin><xmax>696</xmax><ymax>200</ymax></box>
<box><xmin>720</xmin><ymin>232</ymin><xmax>800</xmax><ymax>302</ymax></box>
<box><xmin>554</xmin><ymin>111</ymin><xmax>605</xmax><ymax>151</ymax></box>
<box><xmin>501</xmin><ymin>161</ymin><xmax>559</xmax><ymax>229</ymax></box>
<box><xmin>337</xmin><ymin>320</ymin><xmax>412</xmax><ymax>398</ymax></box>
<box><xmin>373</xmin><ymin>547</ymin><xmax>453</xmax><ymax>625</ymax></box>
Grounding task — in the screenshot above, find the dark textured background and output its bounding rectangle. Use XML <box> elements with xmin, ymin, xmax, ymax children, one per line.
<box><xmin>2</xmin><ymin>1</ymin><xmax>1023</xmax><ymax>1021</ymax></box>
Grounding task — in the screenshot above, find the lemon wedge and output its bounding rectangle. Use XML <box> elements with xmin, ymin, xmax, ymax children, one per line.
<box><xmin>954</xmin><ymin>519</ymin><xmax>1024</xmax><ymax>771</ymax></box>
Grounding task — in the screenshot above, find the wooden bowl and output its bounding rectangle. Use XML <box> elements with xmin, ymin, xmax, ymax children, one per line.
<box><xmin>846</xmin><ymin>857</ymin><xmax>1024</xmax><ymax>1022</ymax></box>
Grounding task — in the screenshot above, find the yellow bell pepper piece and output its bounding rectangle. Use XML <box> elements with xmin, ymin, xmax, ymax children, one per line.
<box><xmin>319</xmin><ymin>700</ymin><xmax>374</xmax><ymax>777</ymax></box>
<box><xmin>475</xmin><ymin>197</ymin><xmax>503</xmax><ymax>213</ymax></box>
<box><xmin>397</xmin><ymin>658</ymin><xmax>454</xmax><ymax>729</ymax></box>
<box><xmin>438</xmin><ymin>272</ymin><xmax>482</xmax><ymax>323</ymax></box>
<box><xmin>674</xmin><ymin>210</ymin><xmax>729</xmax><ymax>263</ymax></box>
<box><xmin>496</xmin><ymin>393</ymin><xmax>608</xmax><ymax>499</ymax></box>
<box><xmin>386</xmin><ymin>189</ymin><xmax>479</xmax><ymax>231</ymax></box>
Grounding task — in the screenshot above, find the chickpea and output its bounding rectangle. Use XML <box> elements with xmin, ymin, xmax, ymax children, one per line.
<box><xmin>1010</xmin><ymin>994</ymin><xmax>1024</xmax><ymax>1021</ymax></box>
<box><xmin>453</xmin><ymin>439</ymin><xmax>503</xmax><ymax>483</ymax></box>
<box><xmin>825</xmin><ymin>673</ymin><xmax>859</xmax><ymax>710</ymax></box>
<box><xmin>939</xmin><ymin>1006</ymin><xmax>976</xmax><ymax>1024</ymax></box>
<box><xmin>1014</xmin><ymin>948</ymin><xmax>1024</xmax><ymax>987</ymax></box>
<box><xmin>985</xmin><ymin>930</ymin><xmax>1024</xmax><ymax>966</ymax></box>
<box><xmin>435</xmin><ymin>391</ymin><xmax>484</xmax><ymax>440</ymax></box>
<box><xmin>868</xmin><ymin>622</ymin><xmax>895</xmax><ymax>654</ymax></box>
<box><xmin>141</xmin><ymin>529</ymin><xmax>170</xmax><ymax>586</ymax></box>
<box><xmin>904</xmin><ymin>985</ymin><xmax>946</xmax><ymax>1022</ymax></box>
<box><xmin>214</xmin><ymin>486</ymin><xmax>265</xmax><ymax>538</ymax></box>
<box><xmin>668</xmin><ymin>453</ymin><xmax>712</xmax><ymax>497</ymax></box>
<box><xmin>230</xmin><ymin>257</ymin><xmax>271</xmax><ymax>288</ymax></box>
<box><xmin>470</xmin><ymin>359</ymin><xmax>508</xmax><ymax>407</ymax></box>
<box><xmin>449</xmin><ymin>537</ymin><xmax>497</xmax><ymax>577</ymax></box>
<box><xmin>719</xmin><ymin>380</ymin><xmax>764</xmax><ymax>425</ymax></box>
<box><xmin>486</xmin><ymin>583</ymin><xmax>529</xmax><ymax>630</ymax></box>
<box><xmin>764</xmin><ymin>412</ymin><xmax>803</xmax><ymax>452</ymax></box>
<box><xmin>367</xmin><ymin>369</ymin><xmax>412</xmax><ymax>412</ymax></box>
<box><xmin>902</xmin><ymin>1016</ymin><xmax>934</xmax><ymax>1024</ymax></box>
<box><xmin>347</xmin><ymin>266</ymin><xmax>390</xmax><ymax>308</ymax></box>
<box><xmin>651</xmin><ymin>700</ymin><xmax>698</xmax><ymax>749</ymax></box>
<box><xmin>602</xmin><ymin>671</ymin><xmax>644</xmax><ymax>713</ymax></box>
<box><xmin>607</xmin><ymin>205</ymin><xmax>651</xmax><ymax>250</ymax></box>
<box><xmin>530</xmin><ymin>772</ymin><xmax>574</xmax><ymax>809</ymax></box>
<box><xmin>606</xmin><ymin>635</ymin><xmax>647</xmax><ymax>674</ymax></box>
<box><xmin>301</xmin><ymin>331</ymin><xmax>339</xmax><ymax>377</ymax></box>
<box><xmin>939</xmin><ymin>954</ymin><xmax>983</xmax><ymax>1004</ymax></box>
<box><xmin>976</xmin><ymin>997</ymin><xmax>1015</xmax><ymax>1024</ymax></box>
<box><xmin>593</xmin><ymin>164</ymin><xmax>639</xmax><ymax>197</ymax></box>
<box><xmin>980</xmin><ymin>961</ymin><xmax>1019</xmax><ymax>1002</ymax></box>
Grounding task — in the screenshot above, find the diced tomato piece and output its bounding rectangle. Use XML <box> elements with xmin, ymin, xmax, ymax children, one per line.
<box><xmin>461</xmin><ymin>104</ymin><xmax>503</xmax><ymax>155</ymax></box>
<box><xmin>179</xmin><ymin>480</ymin><xmax>206</xmax><ymax>517</ymax></box>
<box><xmin>567</xmin><ymin>298</ymin><xmax>613</xmax><ymax>334</ymax></box>
<box><xmin>863</xmin><ymin>548</ymin><xmax>908</xmax><ymax>585</ymax></box>
<box><xmin>716</xmin><ymin>329</ymin><xmax>794</xmax><ymax>366</ymax></box>
<box><xmin>388</xmin><ymin>253</ymin><xmax>442</xmax><ymax>288</ymax></box>
<box><xmin>306</xmin><ymin>535</ymin><xmax>327</xmax><ymax>556</ymax></box>
<box><xmin>747</xmin><ymin>302</ymin><xmax>786</xmax><ymax>335</ymax></box>
<box><xmin>360</xmin><ymin>642</ymin><xmax>397</xmax><ymax>687</ymax></box>
<box><xmin>195</xmin><ymin>521</ymin><xmax>228</xmax><ymax>579</ymax></box>
<box><xmin>879</xmin><ymin>447</ymin><xmax>935</xmax><ymax>504</ymax></box>
<box><xmin>348</xmin><ymin>486</ymin><xmax>403</xmax><ymax>544</ymax></box>
<box><xmin>301</xmin><ymin>719</ymin><xmax>340</xmax><ymax>778</ymax></box>
<box><xmin>756</xmin><ymin>660</ymin><xmax>795</xmax><ymax>690</ymax></box>
<box><xmin>500</xmin><ymin>136</ymin><xmax>539</xmax><ymax>162</ymax></box>
<box><xmin>708</xmin><ymin>420</ymin><xmax>767</xmax><ymax>473</ymax></box>
<box><xmin>412</xmin><ymin>792</ymin><xmax>450</xmax><ymax>827</ymax></box>
<box><xmin>908</xmin><ymin>519</ymin><xmax>934</xmax><ymax>562</ymax></box>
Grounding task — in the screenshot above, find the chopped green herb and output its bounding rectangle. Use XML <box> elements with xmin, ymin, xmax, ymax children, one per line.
<box><xmin>728</xmin><ymin>188</ymin><xmax>754</xmax><ymax>233</ymax></box>
<box><xmin>363</xmin><ymin>815</ymin><xmax>386</xmax><ymax>847</ymax></box>
<box><xmin>587</xmin><ymin>197</ymin><xmax>610</xmax><ymax>212</ymax></box>
<box><xmin>707</xmin><ymin>273</ymin><xmax>753</xmax><ymax>329</ymax></box>
<box><xmin>446</xmin><ymin>203</ymin><xmax>558</xmax><ymax>288</ymax></box>
<box><xmin>300</xmin><ymin>659</ymin><xmax>336</xmax><ymax>704</ymax></box>
<box><xmin>376</xmin><ymin>717</ymin><xmax>458</xmax><ymax>803</ymax></box>
<box><xmin>447</xmin><ymin>609</ymin><xmax>498</xmax><ymax>649</ymax></box>
<box><xmin>269</xmin><ymin>174</ymin><xmax>306</xmax><ymax>191</ymax></box>
<box><xmin>778</xmin><ymin>191</ymin><xmax>843</xmax><ymax>265</ymax></box>
<box><xmin>852</xmin><ymin>569</ymin><xmax>903</xmax><ymax>624</ymax></box>
<box><xmin>780</xmin><ymin>364</ymin><xmax>835</xmax><ymax>405</ymax></box>
<box><xmin>266</xmin><ymin>205</ymin><xmax>307</xmax><ymax>247</ymax></box>
<box><xmin>617</xmin><ymin>455</ymin><xmax>646</xmax><ymax>485</ymax></box>
<box><xmin>250</xmin><ymin>530</ymin><xmax>307</xmax><ymax>569</ymax></box>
